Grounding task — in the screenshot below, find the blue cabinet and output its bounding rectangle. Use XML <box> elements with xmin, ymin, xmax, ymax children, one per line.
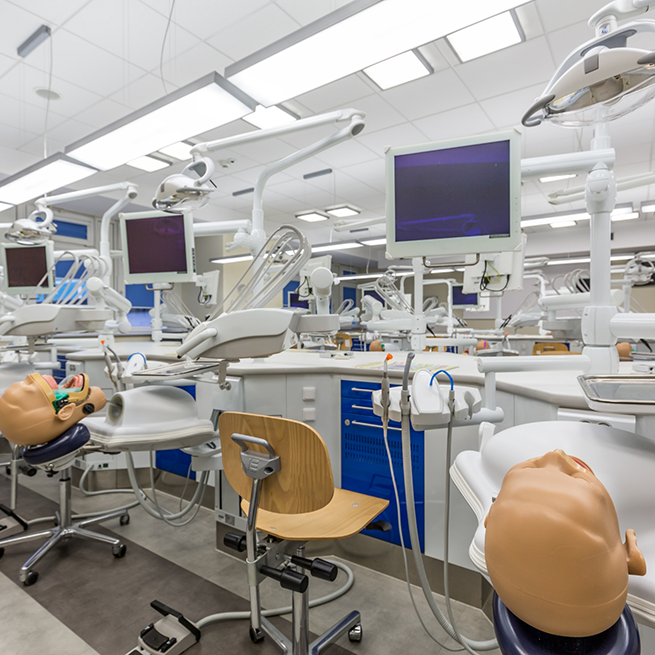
<box><xmin>340</xmin><ymin>380</ymin><xmax>424</xmax><ymax>551</ymax></box>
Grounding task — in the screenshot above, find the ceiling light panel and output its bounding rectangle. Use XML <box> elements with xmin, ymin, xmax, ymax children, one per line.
<box><xmin>225</xmin><ymin>0</ymin><xmax>529</xmax><ymax>106</ymax></box>
<box><xmin>550</xmin><ymin>221</ymin><xmax>577</xmax><ymax>228</ymax></box>
<box><xmin>0</xmin><ymin>153</ymin><xmax>96</xmax><ymax>206</ymax></box>
<box><xmin>363</xmin><ymin>50</ymin><xmax>432</xmax><ymax>90</ymax></box>
<box><xmin>127</xmin><ymin>156</ymin><xmax>170</xmax><ymax>172</ymax></box>
<box><xmin>66</xmin><ymin>72</ymin><xmax>256</xmax><ymax>171</ymax></box>
<box><xmin>158</xmin><ymin>141</ymin><xmax>194</xmax><ymax>160</ymax></box>
<box><xmin>327</xmin><ymin>206</ymin><xmax>360</xmax><ymax>218</ymax></box>
<box><xmin>446</xmin><ymin>11</ymin><xmax>523</xmax><ymax>63</ymax></box>
<box><xmin>210</xmin><ymin>255</ymin><xmax>254</xmax><ymax>264</ymax></box>
<box><xmin>641</xmin><ymin>203</ymin><xmax>655</xmax><ymax>213</ymax></box>
<box><xmin>243</xmin><ymin>104</ymin><xmax>298</xmax><ymax>129</ymax></box>
<box><xmin>312</xmin><ymin>242</ymin><xmax>363</xmax><ymax>253</ymax></box>
<box><xmin>361</xmin><ymin>238</ymin><xmax>387</xmax><ymax>246</ymax></box>
<box><xmin>539</xmin><ymin>173</ymin><xmax>577</xmax><ymax>183</ymax></box>
<box><xmin>297</xmin><ymin>211</ymin><xmax>329</xmax><ymax>222</ymax></box>
<box><xmin>611</xmin><ymin>212</ymin><xmax>640</xmax><ymax>221</ymax></box>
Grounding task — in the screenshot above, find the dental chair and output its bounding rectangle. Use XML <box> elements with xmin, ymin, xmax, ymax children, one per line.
<box><xmin>218</xmin><ymin>411</ymin><xmax>388</xmax><ymax>655</ymax></box>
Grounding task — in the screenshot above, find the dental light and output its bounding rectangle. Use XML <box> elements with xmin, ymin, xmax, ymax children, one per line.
<box><xmin>522</xmin><ymin>0</ymin><xmax>655</xmax><ymax>127</ymax></box>
<box><xmin>152</xmin><ymin>158</ymin><xmax>215</xmax><ymax>212</ymax></box>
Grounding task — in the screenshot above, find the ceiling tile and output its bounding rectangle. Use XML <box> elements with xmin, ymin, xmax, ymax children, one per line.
<box><xmin>0</xmin><ymin>93</ymin><xmax>69</xmax><ymax>135</ymax></box>
<box><xmin>314</xmin><ymin>138</ymin><xmax>378</xmax><ymax>169</ymax></box>
<box><xmin>479</xmin><ymin>83</ymin><xmax>548</xmax><ymax>128</ymax></box>
<box><xmin>535</xmin><ymin>0</ymin><xmax>605</xmax><ymax>32</ymax></box>
<box><xmin>272</xmin><ymin>0</ymin><xmax>351</xmax><ymax>26</ymax></box>
<box><xmin>0</xmin><ymin>62</ymin><xmax>103</xmax><ymax>116</ymax></box>
<box><xmin>7</xmin><ymin>0</ymin><xmax>92</xmax><ymax>27</ymax></box>
<box><xmin>157</xmin><ymin>42</ymin><xmax>232</xmax><ymax>90</ymax></box>
<box><xmin>207</xmin><ymin>4</ymin><xmax>300</xmax><ymax>62</ymax></box>
<box><xmin>545</xmin><ymin>20</ymin><xmax>596</xmax><ymax>67</ymax></box>
<box><xmin>358</xmin><ymin>122</ymin><xmax>427</xmax><ymax>157</ymax></box>
<box><xmin>64</xmin><ymin>0</ymin><xmax>200</xmax><ymax>73</ymax></box>
<box><xmin>114</xmin><ymin>72</ymin><xmax>175</xmax><ymax>111</ymax></box>
<box><xmin>413</xmin><ymin>104</ymin><xmax>495</xmax><ymax>142</ymax></box>
<box><xmin>72</xmin><ymin>97</ymin><xmax>131</xmax><ymax>129</ymax></box>
<box><xmin>51</xmin><ymin>29</ymin><xmax>146</xmax><ymax>96</ymax></box>
<box><xmin>456</xmin><ymin>37</ymin><xmax>555</xmax><ymax>101</ymax></box>
<box><xmin>294</xmin><ymin>74</ymin><xmax>375</xmax><ymax>114</ymax></box>
<box><xmin>341</xmin><ymin>94</ymin><xmax>406</xmax><ymax>134</ymax></box>
<box><xmin>0</xmin><ymin>142</ymin><xmax>39</xmax><ymax>177</ymax></box>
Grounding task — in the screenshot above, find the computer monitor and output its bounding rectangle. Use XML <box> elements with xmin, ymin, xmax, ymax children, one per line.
<box><xmin>1</xmin><ymin>242</ymin><xmax>55</xmax><ymax>295</ymax></box>
<box><xmin>385</xmin><ymin>129</ymin><xmax>521</xmax><ymax>259</ymax></box>
<box><xmin>452</xmin><ymin>286</ymin><xmax>479</xmax><ymax>308</ymax></box>
<box><xmin>119</xmin><ymin>211</ymin><xmax>196</xmax><ymax>284</ymax></box>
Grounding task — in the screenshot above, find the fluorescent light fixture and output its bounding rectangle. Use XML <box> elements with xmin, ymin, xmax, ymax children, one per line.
<box><xmin>446</xmin><ymin>10</ymin><xmax>523</xmax><ymax>63</ymax></box>
<box><xmin>641</xmin><ymin>202</ymin><xmax>655</xmax><ymax>213</ymax></box>
<box><xmin>66</xmin><ymin>72</ymin><xmax>256</xmax><ymax>171</ymax></box>
<box><xmin>335</xmin><ymin>273</ymin><xmax>382</xmax><ymax>282</ymax></box>
<box><xmin>361</xmin><ymin>238</ymin><xmax>387</xmax><ymax>246</ymax></box>
<box><xmin>539</xmin><ymin>173</ymin><xmax>577</xmax><ymax>183</ymax></box>
<box><xmin>0</xmin><ymin>202</ymin><xmax>13</xmax><ymax>213</ymax></box>
<box><xmin>17</xmin><ymin>25</ymin><xmax>51</xmax><ymax>58</ymax></box>
<box><xmin>312</xmin><ymin>242</ymin><xmax>363</xmax><ymax>253</ymax></box>
<box><xmin>363</xmin><ymin>50</ymin><xmax>432</xmax><ymax>90</ymax></box>
<box><xmin>522</xmin><ymin>207</ymin><xmax>635</xmax><ymax>228</ymax></box>
<box><xmin>296</xmin><ymin>211</ymin><xmax>329</xmax><ymax>223</ymax></box>
<box><xmin>210</xmin><ymin>254</ymin><xmax>254</xmax><ymax>264</ymax></box>
<box><xmin>225</xmin><ymin>0</ymin><xmax>529</xmax><ymax>106</ymax></box>
<box><xmin>127</xmin><ymin>155</ymin><xmax>170</xmax><ymax>172</ymax></box>
<box><xmin>0</xmin><ymin>153</ymin><xmax>96</xmax><ymax>206</ymax></box>
<box><xmin>551</xmin><ymin>221</ymin><xmax>577</xmax><ymax>228</ymax></box>
<box><xmin>243</xmin><ymin>104</ymin><xmax>299</xmax><ymax>129</ymax></box>
<box><xmin>158</xmin><ymin>141</ymin><xmax>194</xmax><ymax>161</ymax></box>
<box><xmin>611</xmin><ymin>212</ymin><xmax>640</xmax><ymax>222</ymax></box>
<box><xmin>547</xmin><ymin>257</ymin><xmax>591</xmax><ymax>266</ymax></box>
<box><xmin>327</xmin><ymin>206</ymin><xmax>360</xmax><ymax>218</ymax></box>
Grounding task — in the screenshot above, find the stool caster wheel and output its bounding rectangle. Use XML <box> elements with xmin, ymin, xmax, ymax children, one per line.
<box><xmin>348</xmin><ymin>624</ymin><xmax>363</xmax><ymax>643</ymax></box>
<box><xmin>23</xmin><ymin>571</ymin><xmax>38</xmax><ymax>586</ymax></box>
<box><xmin>249</xmin><ymin>627</ymin><xmax>265</xmax><ymax>644</ymax></box>
<box><xmin>112</xmin><ymin>544</ymin><xmax>127</xmax><ymax>558</ymax></box>
<box><xmin>24</xmin><ymin>466</ymin><xmax>37</xmax><ymax>477</ymax></box>
<box><xmin>119</xmin><ymin>514</ymin><xmax>130</xmax><ymax>526</ymax></box>
<box><xmin>4</xmin><ymin>466</ymin><xmax>9</xmax><ymax>476</ymax></box>
<box><xmin>0</xmin><ymin>547</ymin><xmax>4</xmax><ymax>559</ymax></box>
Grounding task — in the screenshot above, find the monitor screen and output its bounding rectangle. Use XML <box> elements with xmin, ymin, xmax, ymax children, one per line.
<box><xmin>125</xmin><ymin>214</ymin><xmax>188</xmax><ymax>276</ymax></box>
<box><xmin>394</xmin><ymin>140</ymin><xmax>510</xmax><ymax>242</ymax></box>
<box><xmin>452</xmin><ymin>287</ymin><xmax>478</xmax><ymax>307</ymax></box>
<box><xmin>385</xmin><ymin>130</ymin><xmax>521</xmax><ymax>258</ymax></box>
<box><xmin>289</xmin><ymin>292</ymin><xmax>309</xmax><ymax>309</ymax></box>
<box><xmin>5</xmin><ymin>246</ymin><xmax>49</xmax><ymax>289</ymax></box>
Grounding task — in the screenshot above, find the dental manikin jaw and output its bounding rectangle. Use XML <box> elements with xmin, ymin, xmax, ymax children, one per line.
<box><xmin>484</xmin><ymin>449</ymin><xmax>646</xmax><ymax>638</ymax></box>
<box><xmin>0</xmin><ymin>373</ymin><xmax>106</xmax><ymax>446</ymax></box>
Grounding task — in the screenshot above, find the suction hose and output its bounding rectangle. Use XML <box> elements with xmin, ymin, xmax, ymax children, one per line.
<box><xmin>400</xmin><ymin>352</ymin><xmax>497</xmax><ymax>653</ymax></box>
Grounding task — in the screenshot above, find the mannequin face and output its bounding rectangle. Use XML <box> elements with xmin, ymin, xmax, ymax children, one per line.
<box><xmin>485</xmin><ymin>449</ymin><xmax>646</xmax><ymax>638</ymax></box>
<box><xmin>0</xmin><ymin>374</ymin><xmax>106</xmax><ymax>446</ymax></box>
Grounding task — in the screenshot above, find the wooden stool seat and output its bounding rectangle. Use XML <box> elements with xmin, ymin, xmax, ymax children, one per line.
<box><xmin>242</xmin><ymin>487</ymin><xmax>388</xmax><ymax>541</ymax></box>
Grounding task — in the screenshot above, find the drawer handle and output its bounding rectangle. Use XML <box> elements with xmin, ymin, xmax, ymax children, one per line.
<box><xmin>350</xmin><ymin>420</ymin><xmax>401</xmax><ymax>432</ymax></box>
<box><xmin>351</xmin><ymin>404</ymin><xmax>373</xmax><ymax>411</ymax></box>
<box><xmin>350</xmin><ymin>388</ymin><xmax>375</xmax><ymax>393</ymax></box>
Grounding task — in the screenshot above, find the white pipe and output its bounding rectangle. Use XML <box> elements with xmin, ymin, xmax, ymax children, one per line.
<box><xmin>520</xmin><ymin>148</ymin><xmax>615</xmax><ymax>179</ymax></box>
<box><xmin>191</xmin><ymin>108</ymin><xmax>363</xmax><ymax>157</ymax></box>
<box><xmin>54</xmin><ymin>249</ymin><xmax>99</xmax><ymax>258</ymax></box>
<box><xmin>193</xmin><ymin>220</ymin><xmax>252</xmax><ymax>236</ymax></box>
<box><xmin>38</xmin><ymin>182</ymin><xmax>136</xmax><ymax>206</ymax></box>
<box><xmin>332</xmin><ymin>216</ymin><xmax>386</xmax><ymax>232</ymax></box>
<box><xmin>476</xmin><ymin>355</ymin><xmax>590</xmax><ymax>373</ymax></box>
<box><xmin>100</xmin><ymin>186</ymin><xmax>138</xmax><ymax>285</ymax></box>
<box><xmin>611</xmin><ymin>312</ymin><xmax>655</xmax><ymax>339</ymax></box>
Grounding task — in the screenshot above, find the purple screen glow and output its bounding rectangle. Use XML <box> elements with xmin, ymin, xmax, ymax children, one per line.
<box><xmin>394</xmin><ymin>140</ymin><xmax>511</xmax><ymax>242</ymax></box>
<box><xmin>6</xmin><ymin>246</ymin><xmax>48</xmax><ymax>288</ymax></box>
<box><xmin>125</xmin><ymin>215</ymin><xmax>188</xmax><ymax>275</ymax></box>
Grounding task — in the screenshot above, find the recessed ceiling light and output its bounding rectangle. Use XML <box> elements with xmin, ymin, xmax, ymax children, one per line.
<box><xmin>312</xmin><ymin>242</ymin><xmax>363</xmax><ymax>253</ymax></box>
<box><xmin>363</xmin><ymin>50</ymin><xmax>432</xmax><ymax>90</ymax></box>
<box><xmin>550</xmin><ymin>221</ymin><xmax>577</xmax><ymax>228</ymax></box>
<box><xmin>641</xmin><ymin>202</ymin><xmax>655</xmax><ymax>213</ymax></box>
<box><xmin>210</xmin><ymin>254</ymin><xmax>254</xmax><ymax>264</ymax></box>
<box><xmin>158</xmin><ymin>141</ymin><xmax>194</xmax><ymax>160</ymax></box>
<box><xmin>243</xmin><ymin>104</ymin><xmax>299</xmax><ymax>129</ymax></box>
<box><xmin>539</xmin><ymin>173</ymin><xmax>577</xmax><ymax>183</ymax></box>
<box><xmin>34</xmin><ymin>87</ymin><xmax>61</xmax><ymax>101</ymax></box>
<box><xmin>361</xmin><ymin>238</ymin><xmax>387</xmax><ymax>246</ymax></box>
<box><xmin>611</xmin><ymin>212</ymin><xmax>640</xmax><ymax>222</ymax></box>
<box><xmin>127</xmin><ymin>155</ymin><xmax>170</xmax><ymax>172</ymax></box>
<box><xmin>296</xmin><ymin>211</ymin><xmax>329</xmax><ymax>223</ymax></box>
<box><xmin>446</xmin><ymin>11</ymin><xmax>523</xmax><ymax>63</ymax></box>
<box><xmin>326</xmin><ymin>206</ymin><xmax>360</xmax><ymax>218</ymax></box>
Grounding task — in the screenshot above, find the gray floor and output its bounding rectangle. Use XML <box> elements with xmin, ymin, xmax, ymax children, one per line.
<box><xmin>0</xmin><ymin>469</ymin><xmax>499</xmax><ymax>655</ymax></box>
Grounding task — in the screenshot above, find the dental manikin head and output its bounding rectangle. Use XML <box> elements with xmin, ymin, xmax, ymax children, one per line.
<box><xmin>0</xmin><ymin>373</ymin><xmax>106</xmax><ymax>446</ymax></box>
<box><xmin>485</xmin><ymin>449</ymin><xmax>646</xmax><ymax>638</ymax></box>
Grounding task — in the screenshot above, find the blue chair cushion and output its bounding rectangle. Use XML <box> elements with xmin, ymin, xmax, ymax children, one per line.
<box><xmin>23</xmin><ymin>424</ymin><xmax>91</xmax><ymax>466</ymax></box>
<box><xmin>493</xmin><ymin>592</ymin><xmax>640</xmax><ymax>655</ymax></box>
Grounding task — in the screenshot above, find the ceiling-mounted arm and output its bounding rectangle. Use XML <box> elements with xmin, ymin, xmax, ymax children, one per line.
<box><xmin>99</xmin><ymin>185</ymin><xmax>138</xmax><ymax>285</ymax></box>
<box><xmin>589</xmin><ymin>0</ymin><xmax>650</xmax><ymax>32</ymax></box>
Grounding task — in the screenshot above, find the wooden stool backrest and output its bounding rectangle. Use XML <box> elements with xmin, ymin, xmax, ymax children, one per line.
<box><xmin>533</xmin><ymin>342</ymin><xmax>569</xmax><ymax>356</ymax></box>
<box><xmin>219</xmin><ymin>412</ymin><xmax>334</xmax><ymax>514</ymax></box>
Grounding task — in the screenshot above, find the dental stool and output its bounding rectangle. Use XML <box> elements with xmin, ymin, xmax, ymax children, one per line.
<box><xmin>219</xmin><ymin>411</ymin><xmax>389</xmax><ymax>655</ymax></box>
<box><xmin>0</xmin><ymin>423</ymin><xmax>128</xmax><ymax>586</ymax></box>
<box><xmin>492</xmin><ymin>593</ymin><xmax>641</xmax><ymax>655</ymax></box>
